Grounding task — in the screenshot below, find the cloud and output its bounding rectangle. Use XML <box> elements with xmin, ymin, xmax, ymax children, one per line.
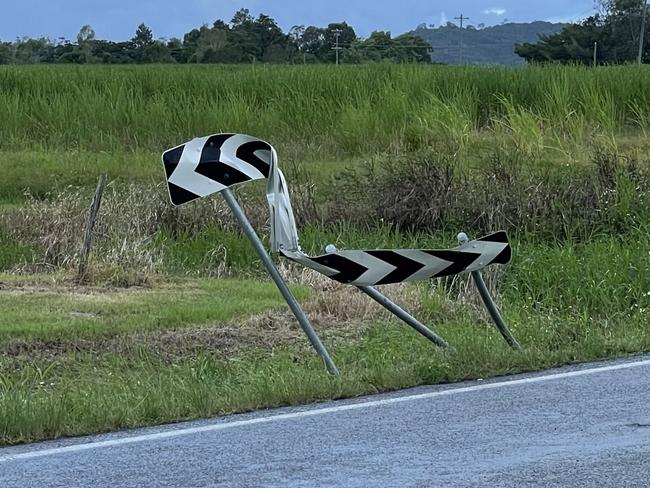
<box><xmin>544</xmin><ymin>11</ymin><xmax>593</xmax><ymax>24</ymax></box>
<box><xmin>483</xmin><ymin>8</ymin><xmax>507</xmax><ymax>16</ymax></box>
<box><xmin>440</xmin><ymin>11</ymin><xmax>447</xmax><ymax>25</ymax></box>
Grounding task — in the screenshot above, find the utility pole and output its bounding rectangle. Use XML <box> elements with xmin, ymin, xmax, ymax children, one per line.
<box><xmin>454</xmin><ymin>14</ymin><xmax>469</xmax><ymax>64</ymax></box>
<box><xmin>638</xmin><ymin>0</ymin><xmax>648</xmax><ymax>64</ymax></box>
<box><xmin>594</xmin><ymin>41</ymin><xmax>598</xmax><ymax>67</ymax></box>
<box><xmin>332</xmin><ymin>29</ymin><xmax>342</xmax><ymax>65</ymax></box>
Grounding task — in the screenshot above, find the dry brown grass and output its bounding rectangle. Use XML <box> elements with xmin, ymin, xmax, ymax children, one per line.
<box><xmin>0</xmin><ymin>176</ymin><xmax>320</xmax><ymax>278</ymax></box>
<box><xmin>1</xmin><ymin>182</ymin><xmax>232</xmax><ymax>278</ymax></box>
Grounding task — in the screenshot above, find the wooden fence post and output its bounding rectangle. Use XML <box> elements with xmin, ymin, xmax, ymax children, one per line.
<box><xmin>77</xmin><ymin>173</ymin><xmax>107</xmax><ymax>282</ymax></box>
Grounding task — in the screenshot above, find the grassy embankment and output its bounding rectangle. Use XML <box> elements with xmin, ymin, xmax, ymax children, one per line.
<box><xmin>0</xmin><ymin>64</ymin><xmax>649</xmax><ymax>445</ymax></box>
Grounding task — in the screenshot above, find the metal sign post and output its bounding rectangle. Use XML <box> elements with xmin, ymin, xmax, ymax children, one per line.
<box><xmin>471</xmin><ymin>271</ymin><xmax>520</xmax><ymax>349</ymax></box>
<box><xmin>457</xmin><ymin>232</ymin><xmax>520</xmax><ymax>349</ymax></box>
<box><xmin>356</xmin><ymin>285</ymin><xmax>449</xmax><ymax>348</ymax></box>
<box><xmin>222</xmin><ymin>188</ymin><xmax>340</xmax><ymax>376</ymax></box>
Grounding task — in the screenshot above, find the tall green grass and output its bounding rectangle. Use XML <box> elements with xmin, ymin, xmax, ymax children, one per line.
<box><xmin>0</xmin><ymin>232</ymin><xmax>33</xmax><ymax>270</ymax></box>
<box><xmin>0</xmin><ymin>278</ymin><xmax>308</xmax><ymax>342</ymax></box>
<box><xmin>1</xmin><ymin>64</ymin><xmax>649</xmax><ymax>158</ymax></box>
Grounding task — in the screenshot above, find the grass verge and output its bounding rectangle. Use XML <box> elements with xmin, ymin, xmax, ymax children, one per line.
<box><xmin>0</xmin><ymin>276</ymin><xmax>308</xmax><ymax>341</ymax></box>
<box><xmin>2</xmin><ymin>316</ymin><xmax>648</xmax><ymax>446</ymax></box>
<box><xmin>1</xmin><ymin>229</ymin><xmax>648</xmax><ymax>445</ymax></box>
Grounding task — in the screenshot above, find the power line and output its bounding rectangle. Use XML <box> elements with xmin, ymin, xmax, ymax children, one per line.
<box><xmin>454</xmin><ymin>14</ymin><xmax>469</xmax><ymax>64</ymax></box>
<box><xmin>330</xmin><ymin>44</ymin><xmax>434</xmax><ymax>49</ymax></box>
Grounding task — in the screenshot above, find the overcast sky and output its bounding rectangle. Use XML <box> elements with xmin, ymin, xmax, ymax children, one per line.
<box><xmin>1</xmin><ymin>0</ymin><xmax>597</xmax><ymax>41</ymax></box>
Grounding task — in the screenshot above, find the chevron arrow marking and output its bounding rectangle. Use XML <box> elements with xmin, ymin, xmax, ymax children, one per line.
<box><xmin>168</xmin><ymin>136</ymin><xmax>227</xmax><ymax>198</ymax></box>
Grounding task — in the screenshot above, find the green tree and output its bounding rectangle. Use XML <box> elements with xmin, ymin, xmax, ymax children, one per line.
<box><xmin>229</xmin><ymin>8</ymin><xmax>260</xmax><ymax>61</ymax></box>
<box><xmin>76</xmin><ymin>25</ymin><xmax>96</xmax><ymax>63</ymax></box>
<box><xmin>166</xmin><ymin>38</ymin><xmax>184</xmax><ymax>63</ymax></box>
<box><xmin>143</xmin><ymin>42</ymin><xmax>174</xmax><ymax>63</ymax></box>
<box><xmin>288</xmin><ymin>25</ymin><xmax>307</xmax><ymax>62</ymax></box>
<box><xmin>14</xmin><ymin>37</ymin><xmax>52</xmax><ymax>64</ymax></box>
<box><xmin>131</xmin><ymin>23</ymin><xmax>156</xmax><ymax>62</ymax></box>
<box><xmin>182</xmin><ymin>28</ymin><xmax>202</xmax><ymax>63</ymax></box>
<box><xmin>255</xmin><ymin>14</ymin><xmax>292</xmax><ymax>62</ymax></box>
<box><xmin>132</xmin><ymin>23</ymin><xmax>154</xmax><ymax>49</ymax></box>
<box><xmin>360</xmin><ymin>31</ymin><xmax>392</xmax><ymax>62</ymax></box>
<box><xmin>393</xmin><ymin>34</ymin><xmax>432</xmax><ymax>63</ymax></box>
<box><xmin>224</xmin><ymin>10</ymin><xmax>293</xmax><ymax>63</ymax></box>
<box><xmin>321</xmin><ymin>22</ymin><xmax>356</xmax><ymax>62</ymax></box>
<box><xmin>516</xmin><ymin>0</ymin><xmax>649</xmax><ymax>64</ymax></box>
<box><xmin>90</xmin><ymin>40</ymin><xmax>136</xmax><ymax>64</ymax></box>
<box><xmin>516</xmin><ymin>17</ymin><xmax>603</xmax><ymax>64</ymax></box>
<box><xmin>195</xmin><ymin>24</ymin><xmax>234</xmax><ymax>63</ymax></box>
<box><xmin>1</xmin><ymin>9</ymin><xmax>442</xmax><ymax>65</ymax></box>
<box><xmin>76</xmin><ymin>26</ymin><xmax>96</xmax><ymax>54</ymax></box>
<box><xmin>0</xmin><ymin>42</ymin><xmax>13</xmax><ymax>64</ymax></box>
<box><xmin>300</xmin><ymin>26</ymin><xmax>326</xmax><ymax>61</ymax></box>
<box><xmin>231</xmin><ymin>8</ymin><xmax>254</xmax><ymax>26</ymax></box>
<box><xmin>601</xmin><ymin>0</ymin><xmax>648</xmax><ymax>62</ymax></box>
<box><xmin>354</xmin><ymin>31</ymin><xmax>431</xmax><ymax>63</ymax></box>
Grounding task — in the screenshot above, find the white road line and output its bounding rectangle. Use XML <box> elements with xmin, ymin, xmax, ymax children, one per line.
<box><xmin>2</xmin><ymin>358</ymin><xmax>649</xmax><ymax>463</ymax></box>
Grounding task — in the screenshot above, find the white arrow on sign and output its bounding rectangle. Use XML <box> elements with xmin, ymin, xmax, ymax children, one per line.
<box><xmin>219</xmin><ymin>134</ymin><xmax>271</xmax><ymax>180</ymax></box>
<box><xmin>168</xmin><ymin>136</ymin><xmax>226</xmax><ymax>198</ymax></box>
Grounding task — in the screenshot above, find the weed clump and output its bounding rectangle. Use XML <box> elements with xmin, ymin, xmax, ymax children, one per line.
<box><xmin>327</xmin><ymin>148</ymin><xmax>650</xmax><ymax>241</ymax></box>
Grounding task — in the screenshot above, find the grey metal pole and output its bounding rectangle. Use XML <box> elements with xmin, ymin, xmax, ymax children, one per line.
<box><xmin>221</xmin><ymin>188</ymin><xmax>340</xmax><ymax>376</ymax></box>
<box><xmin>333</xmin><ymin>29</ymin><xmax>342</xmax><ymax>65</ymax></box>
<box><xmin>357</xmin><ymin>285</ymin><xmax>449</xmax><ymax>348</ymax></box>
<box><xmin>639</xmin><ymin>0</ymin><xmax>648</xmax><ymax>65</ymax></box>
<box><xmin>471</xmin><ymin>271</ymin><xmax>520</xmax><ymax>350</ymax></box>
<box><xmin>454</xmin><ymin>14</ymin><xmax>469</xmax><ymax>64</ymax></box>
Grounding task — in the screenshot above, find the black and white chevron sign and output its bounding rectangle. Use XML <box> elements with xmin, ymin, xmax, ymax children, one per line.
<box><xmin>281</xmin><ymin>231</ymin><xmax>511</xmax><ymax>286</ymax></box>
<box><xmin>163</xmin><ymin>133</ymin><xmax>513</xmax><ymax>287</ymax></box>
<box><xmin>162</xmin><ymin>133</ymin><xmax>273</xmax><ymax>206</ymax></box>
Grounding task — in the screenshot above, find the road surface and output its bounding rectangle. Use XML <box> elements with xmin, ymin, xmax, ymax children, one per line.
<box><xmin>2</xmin><ymin>356</ymin><xmax>650</xmax><ymax>487</ymax></box>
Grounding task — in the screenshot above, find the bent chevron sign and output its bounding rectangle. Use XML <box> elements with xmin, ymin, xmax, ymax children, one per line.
<box><xmin>281</xmin><ymin>231</ymin><xmax>511</xmax><ymax>287</ymax></box>
<box><xmin>162</xmin><ymin>133</ymin><xmax>272</xmax><ymax>205</ymax></box>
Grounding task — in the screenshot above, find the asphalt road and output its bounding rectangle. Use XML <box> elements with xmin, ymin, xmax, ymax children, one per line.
<box><xmin>2</xmin><ymin>356</ymin><xmax>650</xmax><ymax>487</ymax></box>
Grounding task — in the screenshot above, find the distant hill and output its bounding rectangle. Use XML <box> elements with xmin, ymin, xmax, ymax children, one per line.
<box><xmin>411</xmin><ymin>21</ymin><xmax>566</xmax><ymax>65</ymax></box>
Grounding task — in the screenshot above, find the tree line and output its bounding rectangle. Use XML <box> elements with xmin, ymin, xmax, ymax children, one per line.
<box><xmin>516</xmin><ymin>0</ymin><xmax>649</xmax><ymax>64</ymax></box>
<box><xmin>0</xmin><ymin>8</ymin><xmax>432</xmax><ymax>65</ymax></box>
